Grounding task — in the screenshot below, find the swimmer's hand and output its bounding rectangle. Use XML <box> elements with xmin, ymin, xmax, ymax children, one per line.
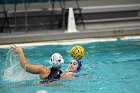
<box><xmin>11</xmin><ymin>45</ymin><xmax>23</xmax><ymax>54</ymax></box>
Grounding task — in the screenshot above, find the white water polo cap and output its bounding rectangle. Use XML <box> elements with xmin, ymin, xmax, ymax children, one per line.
<box><xmin>49</xmin><ymin>53</ymin><xmax>64</xmax><ymax>67</ymax></box>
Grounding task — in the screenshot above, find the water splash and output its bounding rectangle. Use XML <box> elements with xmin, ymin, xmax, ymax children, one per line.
<box><xmin>2</xmin><ymin>49</ymin><xmax>38</xmax><ymax>82</ymax></box>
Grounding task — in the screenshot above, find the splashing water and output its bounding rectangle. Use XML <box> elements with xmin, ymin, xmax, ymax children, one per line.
<box><xmin>2</xmin><ymin>49</ymin><xmax>38</xmax><ymax>82</ymax></box>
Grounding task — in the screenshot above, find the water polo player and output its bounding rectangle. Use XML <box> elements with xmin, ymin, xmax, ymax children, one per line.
<box><xmin>11</xmin><ymin>45</ymin><xmax>75</xmax><ymax>82</ymax></box>
<box><xmin>66</xmin><ymin>46</ymin><xmax>85</xmax><ymax>74</ymax></box>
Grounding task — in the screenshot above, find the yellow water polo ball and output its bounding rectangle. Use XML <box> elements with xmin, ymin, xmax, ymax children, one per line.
<box><xmin>70</xmin><ymin>46</ymin><xmax>85</xmax><ymax>60</ymax></box>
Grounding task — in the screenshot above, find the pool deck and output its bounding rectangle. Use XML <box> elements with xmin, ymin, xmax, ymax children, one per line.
<box><xmin>0</xmin><ymin>21</ymin><xmax>140</xmax><ymax>45</ymax></box>
<box><xmin>0</xmin><ymin>0</ymin><xmax>140</xmax><ymax>45</ymax></box>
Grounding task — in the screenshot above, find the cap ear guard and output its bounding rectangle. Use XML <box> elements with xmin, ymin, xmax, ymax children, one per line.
<box><xmin>49</xmin><ymin>53</ymin><xmax>64</xmax><ymax>68</ymax></box>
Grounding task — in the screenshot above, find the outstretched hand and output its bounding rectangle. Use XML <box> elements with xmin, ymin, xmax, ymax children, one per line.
<box><xmin>11</xmin><ymin>45</ymin><xmax>23</xmax><ymax>54</ymax></box>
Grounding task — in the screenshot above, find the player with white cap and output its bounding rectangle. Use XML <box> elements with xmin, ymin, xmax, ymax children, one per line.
<box><xmin>11</xmin><ymin>45</ymin><xmax>75</xmax><ymax>82</ymax></box>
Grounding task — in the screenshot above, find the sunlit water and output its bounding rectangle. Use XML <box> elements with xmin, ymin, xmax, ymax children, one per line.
<box><xmin>0</xmin><ymin>39</ymin><xmax>140</xmax><ymax>93</ymax></box>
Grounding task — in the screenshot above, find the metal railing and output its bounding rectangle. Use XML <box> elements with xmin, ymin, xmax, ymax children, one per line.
<box><xmin>0</xmin><ymin>0</ymin><xmax>11</xmax><ymax>33</ymax></box>
<box><xmin>0</xmin><ymin>0</ymin><xmax>85</xmax><ymax>32</ymax></box>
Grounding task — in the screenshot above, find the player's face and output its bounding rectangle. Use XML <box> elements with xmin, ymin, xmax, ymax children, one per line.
<box><xmin>67</xmin><ymin>60</ymin><xmax>78</xmax><ymax>72</ymax></box>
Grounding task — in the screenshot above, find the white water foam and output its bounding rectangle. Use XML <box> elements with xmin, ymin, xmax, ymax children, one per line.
<box><xmin>2</xmin><ymin>49</ymin><xmax>38</xmax><ymax>82</ymax></box>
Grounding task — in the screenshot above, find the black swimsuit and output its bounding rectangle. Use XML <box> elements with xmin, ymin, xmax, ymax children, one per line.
<box><xmin>42</xmin><ymin>67</ymin><xmax>62</xmax><ymax>82</ymax></box>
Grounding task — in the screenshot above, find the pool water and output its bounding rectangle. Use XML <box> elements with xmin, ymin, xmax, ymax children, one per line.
<box><xmin>0</xmin><ymin>38</ymin><xmax>140</xmax><ymax>93</ymax></box>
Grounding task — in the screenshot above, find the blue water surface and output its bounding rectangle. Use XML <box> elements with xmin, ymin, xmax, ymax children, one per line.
<box><xmin>0</xmin><ymin>39</ymin><xmax>140</xmax><ymax>93</ymax></box>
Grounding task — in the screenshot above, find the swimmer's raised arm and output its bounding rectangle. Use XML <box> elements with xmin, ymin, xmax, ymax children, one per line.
<box><xmin>11</xmin><ymin>45</ymin><xmax>75</xmax><ymax>81</ymax></box>
<box><xmin>11</xmin><ymin>45</ymin><xmax>28</xmax><ymax>69</ymax></box>
<box><xmin>11</xmin><ymin>45</ymin><xmax>50</xmax><ymax>79</ymax></box>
